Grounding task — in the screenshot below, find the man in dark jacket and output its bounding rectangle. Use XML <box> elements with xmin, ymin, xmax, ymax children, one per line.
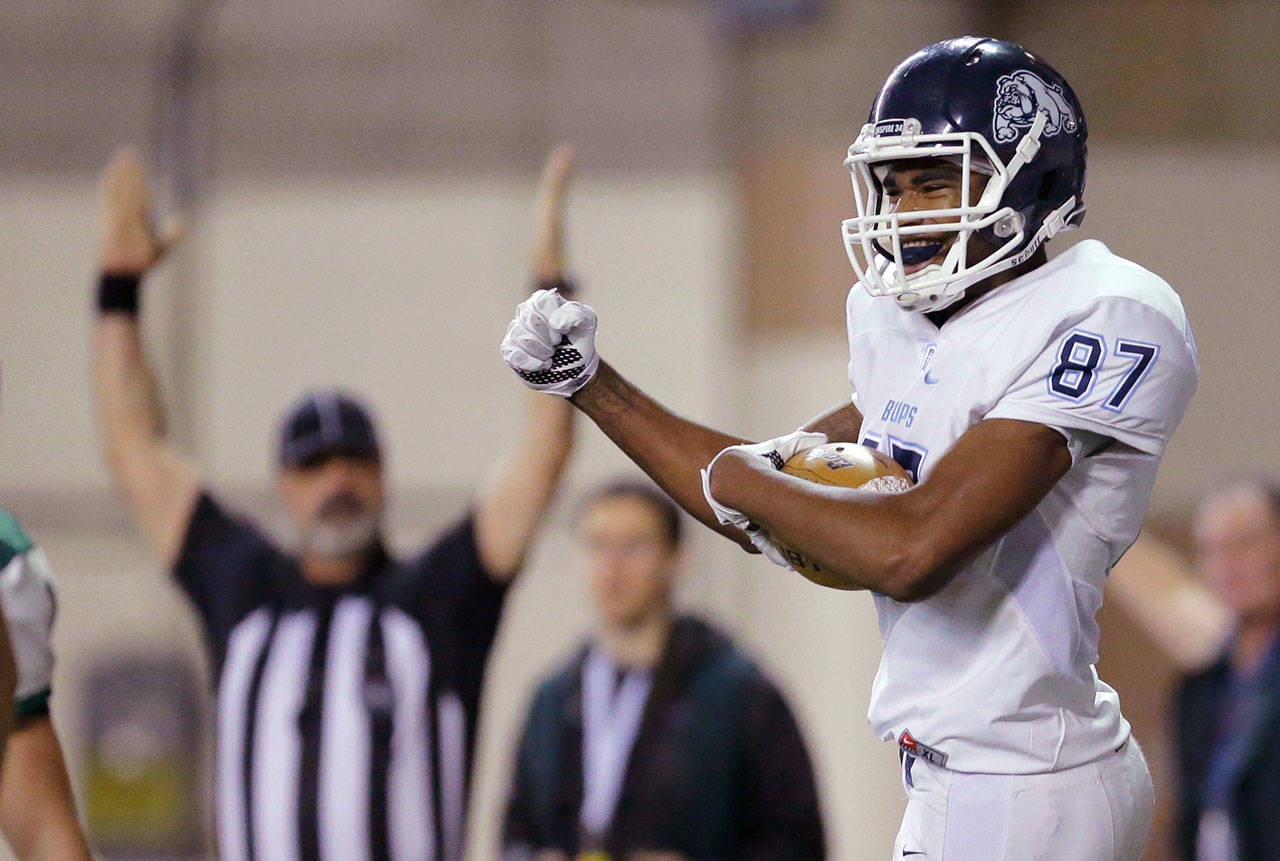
<box><xmin>1176</xmin><ymin>480</ymin><xmax>1280</xmax><ymax>860</ymax></box>
<box><xmin>504</xmin><ymin>480</ymin><xmax>825</xmax><ymax>860</ymax></box>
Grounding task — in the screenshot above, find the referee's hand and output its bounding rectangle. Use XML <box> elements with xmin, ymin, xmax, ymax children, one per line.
<box><xmin>98</xmin><ymin>146</ymin><xmax>182</xmax><ymax>276</ymax></box>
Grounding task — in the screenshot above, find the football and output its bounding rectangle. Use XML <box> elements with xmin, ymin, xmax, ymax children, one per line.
<box><xmin>775</xmin><ymin>442</ymin><xmax>914</xmax><ymax>587</ymax></box>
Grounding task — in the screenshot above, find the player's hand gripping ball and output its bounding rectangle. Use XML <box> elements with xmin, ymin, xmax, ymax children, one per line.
<box><xmin>701</xmin><ymin>430</ymin><xmax>828</xmax><ymax>567</ymax></box>
<box><xmin>776</xmin><ymin>443</ymin><xmax>913</xmax><ymax>587</ymax></box>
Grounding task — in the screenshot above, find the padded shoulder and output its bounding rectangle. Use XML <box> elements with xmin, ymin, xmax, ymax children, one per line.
<box><xmin>1031</xmin><ymin>239</ymin><xmax>1192</xmax><ymax>334</ymax></box>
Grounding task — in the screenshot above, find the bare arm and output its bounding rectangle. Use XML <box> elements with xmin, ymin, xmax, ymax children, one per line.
<box><xmin>1107</xmin><ymin>535</ymin><xmax>1231</xmax><ymax>672</ymax></box>
<box><xmin>474</xmin><ymin>390</ymin><xmax>575</xmax><ymax>580</ymax></box>
<box><xmin>529</xmin><ymin>145</ymin><xmax>574</xmax><ymax>287</ymax></box>
<box><xmin>0</xmin><ymin>613</ymin><xmax>14</xmax><ymax>768</ymax></box>
<box><xmin>803</xmin><ymin>399</ymin><xmax>864</xmax><ymax>440</ymax></box>
<box><xmin>92</xmin><ymin>147</ymin><xmax>200</xmax><ymax>566</ymax></box>
<box><xmin>0</xmin><ymin>716</ymin><xmax>91</xmax><ymax>860</ymax></box>
<box><xmin>570</xmin><ymin>364</ymin><xmax>753</xmax><ymax>550</ymax></box>
<box><xmin>474</xmin><ymin>146</ymin><xmax>578</xmax><ymax>580</ymax></box>
<box><xmin>564</xmin><ymin>384</ymin><xmax>864</xmax><ymax>552</ymax></box>
<box><xmin>709</xmin><ymin>418</ymin><xmax>1073</xmax><ymax>600</ymax></box>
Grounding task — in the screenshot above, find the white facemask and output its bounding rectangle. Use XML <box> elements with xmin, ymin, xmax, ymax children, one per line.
<box><xmin>841</xmin><ymin>111</ymin><xmax>1077</xmax><ymax>313</ymax></box>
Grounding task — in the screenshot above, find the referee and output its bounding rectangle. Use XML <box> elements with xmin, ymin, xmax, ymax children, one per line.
<box><xmin>91</xmin><ymin>145</ymin><xmax>579</xmax><ymax>860</ymax></box>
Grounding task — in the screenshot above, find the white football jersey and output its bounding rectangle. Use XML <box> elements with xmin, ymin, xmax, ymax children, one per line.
<box><xmin>846</xmin><ymin>239</ymin><xmax>1198</xmax><ymax>774</ymax></box>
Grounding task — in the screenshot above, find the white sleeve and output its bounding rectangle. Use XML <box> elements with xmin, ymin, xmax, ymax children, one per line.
<box><xmin>1042</xmin><ymin>426</ymin><xmax>1111</xmax><ymax>465</ymax></box>
<box><xmin>1</xmin><ymin>547</ymin><xmax>56</xmax><ymax>716</ymax></box>
<box><xmin>985</xmin><ymin>297</ymin><xmax>1198</xmax><ymax>456</ymax></box>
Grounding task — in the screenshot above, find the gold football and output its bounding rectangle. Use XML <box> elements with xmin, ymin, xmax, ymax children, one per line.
<box><xmin>775</xmin><ymin>442</ymin><xmax>913</xmax><ymax>587</ymax></box>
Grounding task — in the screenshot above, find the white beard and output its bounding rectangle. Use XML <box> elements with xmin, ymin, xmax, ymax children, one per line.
<box><xmin>298</xmin><ymin>511</ymin><xmax>381</xmax><ymax>558</ymax></box>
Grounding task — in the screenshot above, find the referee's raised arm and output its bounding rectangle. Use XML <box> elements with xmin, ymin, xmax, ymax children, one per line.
<box><xmin>92</xmin><ymin>146</ymin><xmax>200</xmax><ymax>568</ymax></box>
<box><xmin>473</xmin><ymin>145</ymin><xmax>577</xmax><ymax>582</ymax></box>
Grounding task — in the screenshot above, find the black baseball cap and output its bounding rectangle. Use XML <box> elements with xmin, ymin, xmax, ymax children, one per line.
<box><xmin>278</xmin><ymin>389</ymin><xmax>381</xmax><ymax>467</ymax></box>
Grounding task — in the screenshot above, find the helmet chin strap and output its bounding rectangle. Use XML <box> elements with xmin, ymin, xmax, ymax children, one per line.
<box><xmin>894</xmin><ymin>192</ymin><xmax>1079</xmax><ymax>313</ymax></box>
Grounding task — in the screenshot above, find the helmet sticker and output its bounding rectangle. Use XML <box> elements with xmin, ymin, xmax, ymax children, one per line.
<box><xmin>992</xmin><ymin>70</ymin><xmax>1078</xmax><ymax>143</ymax></box>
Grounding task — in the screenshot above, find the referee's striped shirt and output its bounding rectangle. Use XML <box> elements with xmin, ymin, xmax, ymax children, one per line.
<box><xmin>176</xmin><ymin>493</ymin><xmax>508</xmax><ymax>861</ymax></box>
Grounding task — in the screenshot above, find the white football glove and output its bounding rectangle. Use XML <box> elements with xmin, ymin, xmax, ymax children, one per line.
<box><xmin>501</xmin><ymin>288</ymin><xmax>600</xmax><ymax>397</ymax></box>
<box><xmin>700</xmin><ymin>429</ymin><xmax>828</xmax><ymax>569</ymax></box>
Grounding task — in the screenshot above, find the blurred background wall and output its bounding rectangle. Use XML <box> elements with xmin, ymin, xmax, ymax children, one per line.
<box><xmin>2</xmin><ymin>1</ymin><xmax>1278</xmax><ymax>858</ymax></box>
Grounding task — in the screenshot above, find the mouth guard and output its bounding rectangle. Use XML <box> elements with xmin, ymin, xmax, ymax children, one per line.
<box><xmin>874</xmin><ymin>239</ymin><xmax>945</xmax><ymax>266</ymax></box>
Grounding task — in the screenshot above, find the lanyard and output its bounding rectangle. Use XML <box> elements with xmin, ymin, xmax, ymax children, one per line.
<box><xmin>579</xmin><ymin>648</ymin><xmax>653</xmax><ymax>839</ymax></box>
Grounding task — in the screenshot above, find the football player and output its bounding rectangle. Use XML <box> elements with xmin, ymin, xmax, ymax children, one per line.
<box><xmin>0</xmin><ymin>511</ymin><xmax>92</xmax><ymax>858</ymax></box>
<box><xmin>501</xmin><ymin>37</ymin><xmax>1198</xmax><ymax>859</ymax></box>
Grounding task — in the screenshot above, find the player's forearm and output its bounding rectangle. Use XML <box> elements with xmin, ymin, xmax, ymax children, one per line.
<box><xmin>7</xmin><ymin>810</ymin><xmax>91</xmax><ymax>861</ymax></box>
<box><xmin>0</xmin><ymin>616</ymin><xmax>14</xmax><ymax>767</ymax></box>
<box><xmin>711</xmin><ymin>455</ymin><xmax>933</xmax><ymax>597</ymax></box>
<box><xmin>0</xmin><ymin>720</ymin><xmax>92</xmax><ymax>860</ymax></box>
<box><xmin>714</xmin><ymin>418</ymin><xmax>1074</xmax><ymax>599</ymax></box>
<box><xmin>571</xmin><ymin>363</ymin><xmax>754</xmax><ymax>549</ymax></box>
<box><xmin>28</xmin><ymin>826</ymin><xmax>91</xmax><ymax>861</ymax></box>
<box><xmin>475</xmin><ymin>394</ymin><xmax>576</xmax><ymax>579</ymax></box>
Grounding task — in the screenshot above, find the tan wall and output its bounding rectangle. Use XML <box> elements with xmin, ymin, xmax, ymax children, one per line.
<box><xmin>10</xmin><ymin>144</ymin><xmax>1270</xmax><ymax>860</ymax></box>
<box><xmin>3</xmin><ymin>2</ymin><xmax>1279</xmax><ymax>859</ymax></box>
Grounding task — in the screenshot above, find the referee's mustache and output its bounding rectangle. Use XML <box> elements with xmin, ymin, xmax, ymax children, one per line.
<box><xmin>317</xmin><ymin>490</ymin><xmax>369</xmax><ymax>520</ymax></box>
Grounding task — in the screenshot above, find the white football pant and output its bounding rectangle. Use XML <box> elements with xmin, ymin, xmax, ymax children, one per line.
<box><xmin>891</xmin><ymin>738</ymin><xmax>1154</xmax><ymax>860</ymax></box>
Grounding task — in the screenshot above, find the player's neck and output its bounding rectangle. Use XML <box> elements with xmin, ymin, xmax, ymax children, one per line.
<box><xmin>599</xmin><ymin>609</ymin><xmax>673</xmax><ymax>670</ymax></box>
<box><xmin>1231</xmin><ymin>616</ymin><xmax>1280</xmax><ymax>676</ymax></box>
<box><xmin>924</xmin><ymin>246</ymin><xmax>1049</xmax><ymax>328</ymax></box>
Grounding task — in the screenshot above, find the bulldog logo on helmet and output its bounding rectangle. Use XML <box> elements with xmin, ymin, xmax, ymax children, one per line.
<box><xmin>992</xmin><ymin>70</ymin><xmax>1078</xmax><ymax>143</ymax></box>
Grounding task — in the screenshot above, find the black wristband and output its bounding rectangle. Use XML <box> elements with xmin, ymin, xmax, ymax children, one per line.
<box><xmin>97</xmin><ymin>273</ymin><xmax>142</xmax><ymax>316</ymax></box>
<box><xmin>536</xmin><ymin>277</ymin><xmax>577</xmax><ymax>299</ymax></box>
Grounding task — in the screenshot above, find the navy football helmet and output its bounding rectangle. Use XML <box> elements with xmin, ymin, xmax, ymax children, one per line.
<box><xmin>842</xmin><ymin>37</ymin><xmax>1087</xmax><ymax>312</ymax></box>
